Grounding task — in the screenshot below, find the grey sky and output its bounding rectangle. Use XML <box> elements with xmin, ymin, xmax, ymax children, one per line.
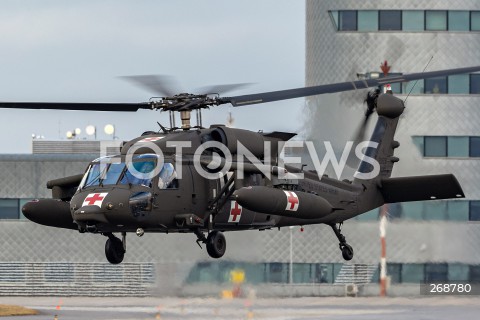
<box><xmin>0</xmin><ymin>0</ymin><xmax>306</xmax><ymax>153</ymax></box>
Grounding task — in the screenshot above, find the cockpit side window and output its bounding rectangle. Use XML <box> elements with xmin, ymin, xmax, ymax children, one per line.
<box><xmin>85</xmin><ymin>163</ymin><xmax>102</xmax><ymax>187</ymax></box>
<box><xmin>102</xmin><ymin>163</ymin><xmax>126</xmax><ymax>185</ymax></box>
<box><xmin>158</xmin><ymin>163</ymin><xmax>178</xmax><ymax>189</ymax></box>
<box><xmin>120</xmin><ymin>160</ymin><xmax>156</xmax><ymax>187</ymax></box>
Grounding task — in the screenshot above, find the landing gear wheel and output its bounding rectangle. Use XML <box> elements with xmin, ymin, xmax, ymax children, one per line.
<box><xmin>341</xmin><ymin>243</ymin><xmax>354</xmax><ymax>261</ymax></box>
<box><xmin>206</xmin><ymin>231</ymin><xmax>226</xmax><ymax>259</ymax></box>
<box><xmin>329</xmin><ymin>223</ymin><xmax>354</xmax><ymax>261</ymax></box>
<box><xmin>105</xmin><ymin>236</ymin><xmax>125</xmax><ymax>264</ymax></box>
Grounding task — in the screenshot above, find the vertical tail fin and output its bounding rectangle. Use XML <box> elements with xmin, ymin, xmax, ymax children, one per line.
<box><xmin>353</xmin><ymin>94</ymin><xmax>404</xmax><ymax>184</ymax></box>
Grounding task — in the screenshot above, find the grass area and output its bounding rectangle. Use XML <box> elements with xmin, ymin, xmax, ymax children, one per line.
<box><xmin>0</xmin><ymin>305</ymin><xmax>38</xmax><ymax>317</ymax></box>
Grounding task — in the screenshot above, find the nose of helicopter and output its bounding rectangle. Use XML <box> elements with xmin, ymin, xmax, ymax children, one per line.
<box><xmin>71</xmin><ymin>189</ymin><xmax>129</xmax><ymax>226</ymax></box>
<box><xmin>71</xmin><ymin>188</ymin><xmax>153</xmax><ymax>228</ymax></box>
<box><xmin>22</xmin><ymin>199</ymin><xmax>78</xmax><ymax>229</ymax></box>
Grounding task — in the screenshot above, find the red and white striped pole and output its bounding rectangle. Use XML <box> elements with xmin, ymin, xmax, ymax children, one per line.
<box><xmin>379</xmin><ymin>204</ymin><xmax>388</xmax><ymax>297</ymax></box>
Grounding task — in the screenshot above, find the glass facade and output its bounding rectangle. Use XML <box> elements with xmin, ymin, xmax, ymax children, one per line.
<box><xmin>414</xmin><ymin>136</ymin><xmax>480</xmax><ymax>158</ymax></box>
<box><xmin>186</xmin><ymin>261</ymin><xmax>480</xmax><ymax>285</ymax></box>
<box><xmin>364</xmin><ymin>72</ymin><xmax>480</xmax><ymax>95</ymax></box>
<box><xmin>355</xmin><ymin>200</ymin><xmax>477</xmax><ymax>222</ymax></box>
<box><xmin>331</xmin><ymin>10</ymin><xmax>480</xmax><ymax>32</ymax></box>
<box><xmin>369</xmin><ymin>73</ymin><xmax>479</xmax><ymax>95</ymax></box>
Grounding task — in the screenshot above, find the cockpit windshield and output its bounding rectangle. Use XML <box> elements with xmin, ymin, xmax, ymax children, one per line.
<box><xmin>80</xmin><ymin>154</ymin><xmax>177</xmax><ymax>189</ymax></box>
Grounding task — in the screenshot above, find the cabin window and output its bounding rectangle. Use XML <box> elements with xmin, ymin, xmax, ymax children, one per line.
<box><xmin>158</xmin><ymin>163</ymin><xmax>178</xmax><ymax>189</ymax></box>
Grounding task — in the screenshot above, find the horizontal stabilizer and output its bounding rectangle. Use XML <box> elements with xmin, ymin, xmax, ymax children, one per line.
<box><xmin>380</xmin><ymin>174</ymin><xmax>464</xmax><ymax>203</ymax></box>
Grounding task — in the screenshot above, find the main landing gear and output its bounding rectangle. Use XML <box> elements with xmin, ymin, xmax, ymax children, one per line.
<box><xmin>104</xmin><ymin>232</ymin><xmax>126</xmax><ymax>264</ymax></box>
<box><xmin>329</xmin><ymin>223</ymin><xmax>354</xmax><ymax>261</ymax></box>
<box><xmin>194</xmin><ymin>229</ymin><xmax>226</xmax><ymax>259</ymax></box>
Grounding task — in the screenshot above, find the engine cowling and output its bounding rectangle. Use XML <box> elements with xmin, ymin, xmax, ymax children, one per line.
<box><xmin>211</xmin><ymin>127</ymin><xmax>266</xmax><ymax>157</ymax></box>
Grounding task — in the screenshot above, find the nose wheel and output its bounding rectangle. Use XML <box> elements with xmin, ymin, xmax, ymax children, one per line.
<box><xmin>206</xmin><ymin>231</ymin><xmax>226</xmax><ymax>258</ymax></box>
<box><xmin>194</xmin><ymin>229</ymin><xmax>226</xmax><ymax>259</ymax></box>
<box><xmin>104</xmin><ymin>232</ymin><xmax>126</xmax><ymax>264</ymax></box>
<box><xmin>329</xmin><ymin>223</ymin><xmax>354</xmax><ymax>261</ymax></box>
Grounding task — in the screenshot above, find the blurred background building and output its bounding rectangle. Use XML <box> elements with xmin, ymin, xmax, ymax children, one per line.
<box><xmin>0</xmin><ymin>0</ymin><xmax>480</xmax><ymax>297</ymax></box>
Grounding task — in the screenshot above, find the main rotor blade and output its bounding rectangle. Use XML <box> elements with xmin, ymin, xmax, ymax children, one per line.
<box><xmin>120</xmin><ymin>75</ymin><xmax>182</xmax><ymax>97</ymax></box>
<box><xmin>196</xmin><ymin>83</ymin><xmax>252</xmax><ymax>95</ymax></box>
<box><xmin>0</xmin><ymin>102</ymin><xmax>151</xmax><ymax>112</ymax></box>
<box><xmin>224</xmin><ymin>66</ymin><xmax>480</xmax><ymax>107</ymax></box>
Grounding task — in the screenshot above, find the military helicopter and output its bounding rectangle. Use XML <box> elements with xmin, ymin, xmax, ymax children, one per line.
<box><xmin>3</xmin><ymin>66</ymin><xmax>479</xmax><ymax>264</ymax></box>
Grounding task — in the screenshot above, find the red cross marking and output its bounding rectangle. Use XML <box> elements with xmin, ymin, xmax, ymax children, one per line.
<box><xmin>230</xmin><ymin>202</ymin><xmax>241</xmax><ymax>221</ymax></box>
<box><xmin>84</xmin><ymin>193</ymin><xmax>105</xmax><ymax>205</ymax></box>
<box><xmin>285</xmin><ymin>191</ymin><xmax>299</xmax><ymax>211</ymax></box>
<box><xmin>229</xmin><ymin>201</ymin><xmax>242</xmax><ymax>222</ymax></box>
<box><xmin>139</xmin><ymin>137</ymin><xmax>162</xmax><ymax>142</ymax></box>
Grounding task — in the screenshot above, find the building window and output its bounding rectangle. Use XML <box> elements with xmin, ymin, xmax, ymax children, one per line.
<box><xmin>329</xmin><ymin>11</ymin><xmax>339</xmax><ymax>30</ymax></box>
<box><xmin>425</xmin><ymin>76</ymin><xmax>447</xmax><ymax>94</ymax></box>
<box><xmin>426</xmin><ymin>11</ymin><xmax>447</xmax><ymax>31</ymax></box>
<box><xmin>402</xmin><ymin>202</ymin><xmax>424</xmax><ymax>220</ymax></box>
<box><xmin>469</xmin><ymin>201</ymin><xmax>480</xmax><ymax>221</ymax></box>
<box><xmin>0</xmin><ymin>199</ymin><xmax>19</xmax><ymax>219</ymax></box>
<box><xmin>387</xmin><ymin>263</ymin><xmax>402</xmax><ymax>283</ymax></box>
<box><xmin>424</xmin><ymin>136</ymin><xmax>447</xmax><ymax>157</ymax></box>
<box><xmin>448</xmin><ymin>74</ymin><xmax>469</xmax><ymax>94</ymax></box>
<box><xmin>358</xmin><ymin>10</ymin><xmax>378</xmax><ymax>31</ymax></box>
<box><xmin>402</xmin><ymin>264</ymin><xmax>424</xmax><ymax>283</ymax></box>
<box><xmin>379</xmin><ymin>10</ymin><xmax>402</xmax><ymax>30</ymax></box>
<box><xmin>447</xmin><ymin>136</ymin><xmax>469</xmax><ymax>157</ymax></box>
<box><xmin>267</xmin><ymin>263</ymin><xmax>288</xmax><ymax>283</ymax></box>
<box><xmin>403</xmin><ymin>79</ymin><xmax>424</xmax><ymax>95</ymax></box>
<box><xmin>333</xmin><ymin>10</ymin><xmax>480</xmax><ymax>33</ymax></box>
<box><xmin>425</xmin><ymin>263</ymin><xmax>448</xmax><ymax>282</ymax></box>
<box><xmin>448</xmin><ymin>11</ymin><xmax>470</xmax><ymax>31</ymax></box>
<box><xmin>469</xmin><ymin>137</ymin><xmax>480</xmax><ymax>157</ymax></box>
<box><xmin>402</xmin><ymin>10</ymin><xmax>424</xmax><ymax>31</ymax></box>
<box><xmin>424</xmin><ymin>201</ymin><xmax>447</xmax><ymax>220</ymax></box>
<box><xmin>471</xmin><ymin>11</ymin><xmax>480</xmax><ymax>31</ymax></box>
<box><xmin>470</xmin><ymin>266</ymin><xmax>480</xmax><ymax>282</ymax></box>
<box><xmin>470</xmin><ymin>74</ymin><xmax>480</xmax><ymax>94</ymax></box>
<box><xmin>339</xmin><ymin>11</ymin><xmax>357</xmax><ymax>31</ymax></box>
<box><xmin>447</xmin><ymin>201</ymin><xmax>469</xmax><ymax>221</ymax></box>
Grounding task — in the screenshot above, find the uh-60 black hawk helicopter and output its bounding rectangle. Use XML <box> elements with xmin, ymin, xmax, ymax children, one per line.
<box><xmin>3</xmin><ymin>66</ymin><xmax>479</xmax><ymax>264</ymax></box>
